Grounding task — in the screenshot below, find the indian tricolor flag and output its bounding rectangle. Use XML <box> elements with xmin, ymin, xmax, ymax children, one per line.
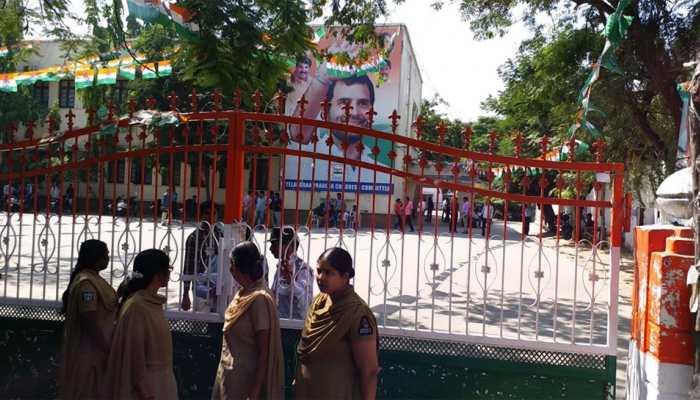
<box><xmin>0</xmin><ymin>47</ymin><xmax>7</xmax><ymax>58</ymax></box>
<box><xmin>75</xmin><ymin>68</ymin><xmax>95</xmax><ymax>89</ymax></box>
<box><xmin>141</xmin><ymin>62</ymin><xmax>158</xmax><ymax>80</ymax></box>
<box><xmin>170</xmin><ymin>3</ymin><xmax>199</xmax><ymax>33</ymax></box>
<box><xmin>127</xmin><ymin>0</ymin><xmax>170</xmax><ymax>24</ymax></box>
<box><xmin>119</xmin><ymin>64</ymin><xmax>136</xmax><ymax>80</ymax></box>
<box><xmin>97</xmin><ymin>67</ymin><xmax>117</xmax><ymax>86</ymax></box>
<box><xmin>157</xmin><ymin>60</ymin><xmax>172</xmax><ymax>77</ymax></box>
<box><xmin>0</xmin><ymin>73</ymin><xmax>17</xmax><ymax>93</ymax></box>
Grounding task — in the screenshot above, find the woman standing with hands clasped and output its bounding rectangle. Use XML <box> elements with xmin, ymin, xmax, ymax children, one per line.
<box><xmin>212</xmin><ymin>241</ymin><xmax>284</xmax><ymax>400</ymax></box>
<box><xmin>294</xmin><ymin>247</ymin><xmax>380</xmax><ymax>400</ymax></box>
<box><xmin>106</xmin><ymin>249</ymin><xmax>178</xmax><ymax>400</ymax></box>
<box><xmin>58</xmin><ymin>239</ymin><xmax>116</xmax><ymax>400</ymax></box>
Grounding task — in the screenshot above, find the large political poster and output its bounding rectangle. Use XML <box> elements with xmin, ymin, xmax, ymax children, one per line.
<box><xmin>283</xmin><ymin>26</ymin><xmax>403</xmax><ymax>196</ymax></box>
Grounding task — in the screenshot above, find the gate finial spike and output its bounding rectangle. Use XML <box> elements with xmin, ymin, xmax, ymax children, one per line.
<box><xmin>592</xmin><ymin>137</ymin><xmax>607</xmax><ymax>162</ymax></box>
<box><xmin>146</xmin><ymin>96</ymin><xmax>157</xmax><ymax>110</ymax></box>
<box><xmin>488</xmin><ymin>130</ymin><xmax>498</xmax><ymax>154</ymax></box>
<box><xmin>513</xmin><ymin>132</ymin><xmax>524</xmax><ymax>158</ymax></box>
<box><xmin>320</xmin><ymin>98</ymin><xmax>330</xmax><ymax>121</ymax></box>
<box><xmin>107</xmin><ymin>101</ymin><xmax>115</xmax><ymax>121</ymax></box>
<box><xmin>233</xmin><ymin>88</ymin><xmax>242</xmax><ymax>110</ymax></box>
<box><xmin>463</xmin><ymin>125</ymin><xmax>472</xmax><ymax>149</ymax></box>
<box><xmin>25</xmin><ymin>120</ymin><xmax>35</xmax><ymax>140</ymax></box>
<box><xmin>298</xmin><ymin>95</ymin><xmax>309</xmax><ymax>118</ymax></box>
<box><xmin>539</xmin><ymin>135</ymin><xmax>550</xmax><ymax>160</ymax></box>
<box><xmin>437</xmin><ymin>121</ymin><xmax>446</xmax><ymax>145</ymax></box>
<box><xmin>413</xmin><ymin>115</ymin><xmax>424</xmax><ymax>140</ymax></box>
<box><xmin>128</xmin><ymin>98</ymin><xmax>137</xmax><ymax>118</ymax></box>
<box><xmin>342</xmin><ymin>100</ymin><xmax>353</xmax><ymax>124</ymax></box>
<box><xmin>87</xmin><ymin>108</ymin><xmax>97</xmax><ymax>126</ymax></box>
<box><xmin>275</xmin><ymin>90</ymin><xmax>286</xmax><ymax>115</ymax></box>
<box><xmin>252</xmin><ymin>90</ymin><xmax>263</xmax><ymax>112</ymax></box>
<box><xmin>366</xmin><ymin>106</ymin><xmax>377</xmax><ymax>128</ymax></box>
<box><xmin>390</xmin><ymin>110</ymin><xmax>400</xmax><ymax>133</ymax></box>
<box><xmin>168</xmin><ymin>91</ymin><xmax>179</xmax><ymax>112</ymax></box>
<box><xmin>66</xmin><ymin>109</ymin><xmax>76</xmax><ymax>132</ymax></box>
<box><xmin>567</xmin><ymin>135</ymin><xmax>578</xmax><ymax>162</ymax></box>
<box><xmin>189</xmin><ymin>88</ymin><xmax>199</xmax><ymax>112</ymax></box>
<box><xmin>213</xmin><ymin>89</ymin><xmax>223</xmax><ymax>112</ymax></box>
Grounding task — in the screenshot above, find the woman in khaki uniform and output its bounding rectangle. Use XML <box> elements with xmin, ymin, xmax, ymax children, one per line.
<box><xmin>58</xmin><ymin>239</ymin><xmax>116</xmax><ymax>400</ymax></box>
<box><xmin>212</xmin><ymin>241</ymin><xmax>284</xmax><ymax>400</ymax></box>
<box><xmin>294</xmin><ymin>247</ymin><xmax>380</xmax><ymax>400</ymax></box>
<box><xmin>106</xmin><ymin>249</ymin><xmax>178</xmax><ymax>400</ymax></box>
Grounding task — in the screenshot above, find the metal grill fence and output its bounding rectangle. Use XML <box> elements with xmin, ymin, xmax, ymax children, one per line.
<box><xmin>0</xmin><ymin>90</ymin><xmax>627</xmax><ymax>357</ymax></box>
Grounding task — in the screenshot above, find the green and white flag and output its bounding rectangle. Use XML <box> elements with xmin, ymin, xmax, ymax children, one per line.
<box><xmin>314</xmin><ymin>26</ymin><xmax>326</xmax><ymax>42</ymax></box>
<box><xmin>0</xmin><ymin>73</ymin><xmax>17</xmax><ymax>93</ymax></box>
<box><xmin>119</xmin><ymin>64</ymin><xmax>136</xmax><ymax>80</ymax></box>
<box><xmin>75</xmin><ymin>68</ymin><xmax>95</xmax><ymax>89</ymax></box>
<box><xmin>96</xmin><ymin>67</ymin><xmax>117</xmax><ymax>86</ymax></box>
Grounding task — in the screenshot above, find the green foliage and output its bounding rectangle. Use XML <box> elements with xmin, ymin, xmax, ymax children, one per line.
<box><xmin>438</xmin><ymin>0</ymin><xmax>699</xmax><ymax>198</ymax></box>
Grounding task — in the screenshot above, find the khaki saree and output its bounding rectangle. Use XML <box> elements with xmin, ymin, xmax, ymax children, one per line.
<box><xmin>212</xmin><ymin>280</ymin><xmax>284</xmax><ymax>400</ymax></box>
<box><xmin>294</xmin><ymin>287</ymin><xmax>378</xmax><ymax>400</ymax></box>
<box><xmin>58</xmin><ymin>269</ymin><xmax>117</xmax><ymax>400</ymax></box>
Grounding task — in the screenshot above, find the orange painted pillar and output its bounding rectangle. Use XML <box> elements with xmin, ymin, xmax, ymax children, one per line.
<box><xmin>627</xmin><ymin>226</ymin><xmax>695</xmax><ymax>399</ymax></box>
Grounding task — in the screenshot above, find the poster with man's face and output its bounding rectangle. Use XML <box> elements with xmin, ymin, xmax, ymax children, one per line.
<box><xmin>284</xmin><ymin>26</ymin><xmax>402</xmax><ymax>195</ymax></box>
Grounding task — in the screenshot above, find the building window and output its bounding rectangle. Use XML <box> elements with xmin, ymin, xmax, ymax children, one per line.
<box><xmin>32</xmin><ymin>82</ymin><xmax>50</xmax><ymax>109</ymax></box>
<box><xmin>114</xmin><ymin>79</ymin><xmax>129</xmax><ymax>105</ymax></box>
<box><xmin>59</xmin><ymin>80</ymin><xmax>75</xmax><ymax>108</ymax></box>
<box><xmin>131</xmin><ymin>159</ymin><xmax>153</xmax><ymax>185</ymax></box>
<box><xmin>160</xmin><ymin>163</ymin><xmax>181</xmax><ymax>187</ymax></box>
<box><xmin>107</xmin><ymin>159</ymin><xmax>126</xmax><ymax>184</ymax></box>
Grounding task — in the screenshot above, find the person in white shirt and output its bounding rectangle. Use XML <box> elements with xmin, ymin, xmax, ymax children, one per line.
<box><xmin>269</xmin><ymin>227</ymin><xmax>313</xmax><ymax>320</ymax></box>
<box><xmin>481</xmin><ymin>202</ymin><xmax>496</xmax><ymax>236</ymax></box>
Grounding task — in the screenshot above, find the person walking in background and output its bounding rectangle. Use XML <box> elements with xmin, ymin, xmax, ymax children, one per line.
<box><xmin>58</xmin><ymin>240</ymin><xmax>116</xmax><ymax>400</ymax></box>
<box><xmin>481</xmin><ymin>202</ymin><xmax>495</xmax><ymax>237</ymax></box>
<box><xmin>461</xmin><ymin>197</ymin><xmax>471</xmax><ymax>233</ymax></box>
<box><xmin>404</xmin><ymin>196</ymin><xmax>415</xmax><ymax>233</ymax></box>
<box><xmin>523</xmin><ymin>204</ymin><xmax>534</xmax><ymax>236</ymax></box>
<box><xmin>160</xmin><ymin>189</ymin><xmax>176</xmax><ymax>226</ymax></box>
<box><xmin>255</xmin><ymin>191</ymin><xmax>266</xmax><ymax>226</ymax></box>
<box><xmin>294</xmin><ymin>247</ymin><xmax>380</xmax><ymax>400</ymax></box>
<box><xmin>393</xmin><ymin>198</ymin><xmax>403</xmax><ymax>231</ymax></box>
<box><xmin>243</xmin><ymin>190</ymin><xmax>253</xmax><ymax>222</ymax></box>
<box><xmin>212</xmin><ymin>241</ymin><xmax>284</xmax><ymax>400</ymax></box>
<box><xmin>65</xmin><ymin>183</ymin><xmax>74</xmax><ymax>210</ymax></box>
<box><xmin>181</xmin><ymin>201</ymin><xmax>222</xmax><ymax>312</ymax></box>
<box><xmin>425</xmin><ymin>196</ymin><xmax>434</xmax><ymax>223</ymax></box>
<box><xmin>269</xmin><ymin>227</ymin><xmax>313</xmax><ymax>320</ymax></box>
<box><xmin>106</xmin><ymin>249</ymin><xmax>177</xmax><ymax>400</ymax></box>
<box><xmin>270</xmin><ymin>192</ymin><xmax>282</xmax><ymax>226</ymax></box>
<box><xmin>50</xmin><ymin>182</ymin><xmax>61</xmax><ymax>211</ymax></box>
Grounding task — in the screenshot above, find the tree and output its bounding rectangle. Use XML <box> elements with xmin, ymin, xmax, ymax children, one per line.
<box><xmin>440</xmin><ymin>0</ymin><xmax>699</xmax><ymax>183</ymax></box>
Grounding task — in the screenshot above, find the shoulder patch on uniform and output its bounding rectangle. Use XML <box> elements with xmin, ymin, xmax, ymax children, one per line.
<box><xmin>358</xmin><ymin>316</ymin><xmax>373</xmax><ymax>336</ymax></box>
<box><xmin>81</xmin><ymin>291</ymin><xmax>96</xmax><ymax>303</ymax></box>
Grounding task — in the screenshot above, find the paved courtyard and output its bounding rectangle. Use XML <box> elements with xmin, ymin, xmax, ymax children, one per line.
<box><xmin>0</xmin><ymin>212</ymin><xmax>617</xmax><ymax>348</ymax></box>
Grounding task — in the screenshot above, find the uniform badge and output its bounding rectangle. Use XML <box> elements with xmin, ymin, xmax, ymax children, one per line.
<box><xmin>82</xmin><ymin>291</ymin><xmax>96</xmax><ymax>303</ymax></box>
<box><xmin>358</xmin><ymin>316</ymin><xmax>373</xmax><ymax>336</ymax></box>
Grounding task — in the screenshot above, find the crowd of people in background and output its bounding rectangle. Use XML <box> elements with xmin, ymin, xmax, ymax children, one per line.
<box><xmin>58</xmin><ymin>233</ymin><xmax>379</xmax><ymax>399</ymax></box>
